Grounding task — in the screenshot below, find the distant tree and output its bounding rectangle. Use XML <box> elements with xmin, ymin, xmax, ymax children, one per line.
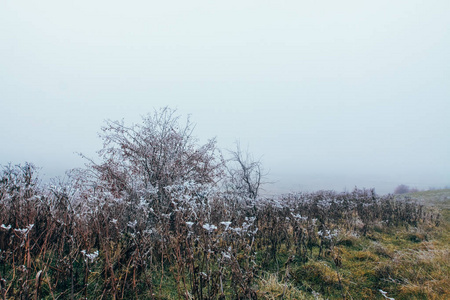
<box><xmin>394</xmin><ymin>184</ymin><xmax>410</xmax><ymax>194</ymax></box>
<box><xmin>225</xmin><ymin>142</ymin><xmax>267</xmax><ymax>200</ymax></box>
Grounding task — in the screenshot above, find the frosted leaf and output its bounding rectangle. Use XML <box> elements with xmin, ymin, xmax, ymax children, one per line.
<box><xmin>86</xmin><ymin>250</ymin><xmax>99</xmax><ymax>262</ymax></box>
<box><xmin>318</xmin><ymin>229</ymin><xmax>338</xmax><ymax>240</ymax></box>
<box><xmin>14</xmin><ymin>224</ymin><xmax>34</xmax><ymax>236</ymax></box>
<box><xmin>220</xmin><ymin>221</ymin><xmax>231</xmax><ymax>230</ymax></box>
<box><xmin>81</xmin><ymin>250</ymin><xmax>99</xmax><ymax>263</ymax></box>
<box><xmin>1</xmin><ymin>224</ymin><xmax>11</xmax><ymax>230</ymax></box>
<box><xmin>127</xmin><ymin>220</ymin><xmax>137</xmax><ymax>228</ymax></box>
<box><xmin>139</xmin><ymin>198</ymin><xmax>149</xmax><ymax>208</ymax></box>
<box><xmin>245</xmin><ymin>217</ymin><xmax>256</xmax><ymax>223</ymax></box>
<box><xmin>292</xmin><ymin>214</ymin><xmax>307</xmax><ymax>221</ymax></box>
<box><xmin>186</xmin><ymin>221</ymin><xmax>194</xmax><ymax>228</ymax></box>
<box><xmin>202</xmin><ymin>224</ymin><xmax>217</xmax><ymax>232</ymax></box>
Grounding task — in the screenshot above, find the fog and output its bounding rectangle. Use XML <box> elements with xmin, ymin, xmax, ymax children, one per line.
<box><xmin>1</xmin><ymin>1</ymin><xmax>449</xmax><ymax>194</ymax></box>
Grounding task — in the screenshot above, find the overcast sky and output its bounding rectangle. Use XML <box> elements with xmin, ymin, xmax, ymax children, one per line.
<box><xmin>1</xmin><ymin>0</ymin><xmax>449</xmax><ymax>194</ymax></box>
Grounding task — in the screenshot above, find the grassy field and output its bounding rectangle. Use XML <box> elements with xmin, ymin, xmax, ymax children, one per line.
<box><xmin>397</xmin><ymin>189</ymin><xmax>450</xmax><ymax>208</ymax></box>
<box><xmin>256</xmin><ymin>189</ymin><xmax>450</xmax><ymax>299</ymax></box>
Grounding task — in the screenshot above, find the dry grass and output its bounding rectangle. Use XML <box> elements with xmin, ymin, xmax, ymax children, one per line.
<box><xmin>257</xmin><ymin>273</ymin><xmax>321</xmax><ymax>300</ymax></box>
<box><xmin>375</xmin><ymin>241</ymin><xmax>450</xmax><ymax>299</ymax></box>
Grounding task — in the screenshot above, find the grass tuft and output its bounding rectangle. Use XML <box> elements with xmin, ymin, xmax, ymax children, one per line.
<box><xmin>257</xmin><ymin>273</ymin><xmax>321</xmax><ymax>300</ymax></box>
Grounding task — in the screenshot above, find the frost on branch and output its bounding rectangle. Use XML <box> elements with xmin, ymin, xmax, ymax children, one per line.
<box><xmin>83</xmin><ymin>107</ymin><xmax>223</xmax><ymax>216</ymax></box>
<box><xmin>81</xmin><ymin>249</ymin><xmax>99</xmax><ymax>263</ymax></box>
<box><xmin>202</xmin><ymin>223</ymin><xmax>217</xmax><ymax>232</ymax></box>
<box><xmin>0</xmin><ymin>224</ymin><xmax>11</xmax><ymax>231</ymax></box>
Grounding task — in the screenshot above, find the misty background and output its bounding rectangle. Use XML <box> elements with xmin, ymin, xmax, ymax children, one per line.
<box><xmin>1</xmin><ymin>1</ymin><xmax>449</xmax><ymax>195</ymax></box>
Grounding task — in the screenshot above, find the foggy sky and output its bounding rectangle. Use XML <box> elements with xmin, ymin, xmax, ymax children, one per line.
<box><xmin>1</xmin><ymin>1</ymin><xmax>449</xmax><ymax>194</ymax></box>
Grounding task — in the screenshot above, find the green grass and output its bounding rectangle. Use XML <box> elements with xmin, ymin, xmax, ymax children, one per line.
<box><xmin>403</xmin><ymin>189</ymin><xmax>450</xmax><ymax>208</ymax></box>
<box><xmin>258</xmin><ymin>190</ymin><xmax>450</xmax><ymax>299</ymax></box>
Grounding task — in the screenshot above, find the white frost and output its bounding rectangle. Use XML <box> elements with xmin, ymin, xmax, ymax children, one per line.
<box><xmin>202</xmin><ymin>224</ymin><xmax>217</xmax><ymax>232</ymax></box>
<box><xmin>1</xmin><ymin>224</ymin><xmax>11</xmax><ymax>230</ymax></box>
<box><xmin>81</xmin><ymin>250</ymin><xmax>99</xmax><ymax>263</ymax></box>
<box><xmin>220</xmin><ymin>221</ymin><xmax>231</xmax><ymax>230</ymax></box>
<box><xmin>379</xmin><ymin>289</ymin><xmax>395</xmax><ymax>300</ymax></box>
<box><xmin>186</xmin><ymin>221</ymin><xmax>194</xmax><ymax>228</ymax></box>
<box><xmin>127</xmin><ymin>220</ymin><xmax>137</xmax><ymax>228</ymax></box>
<box><xmin>14</xmin><ymin>224</ymin><xmax>34</xmax><ymax>235</ymax></box>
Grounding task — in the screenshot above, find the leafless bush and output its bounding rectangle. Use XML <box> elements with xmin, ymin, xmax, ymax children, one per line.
<box><xmin>224</xmin><ymin>142</ymin><xmax>266</xmax><ymax>200</ymax></box>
